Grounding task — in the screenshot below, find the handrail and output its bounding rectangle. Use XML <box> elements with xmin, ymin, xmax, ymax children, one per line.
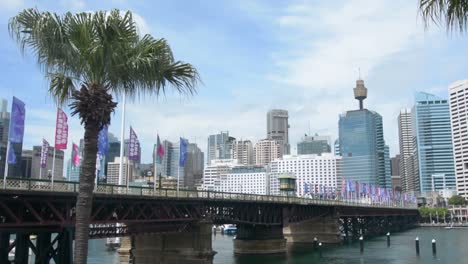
<box><xmin>0</xmin><ymin>178</ymin><xmax>418</xmax><ymax>210</ymax></box>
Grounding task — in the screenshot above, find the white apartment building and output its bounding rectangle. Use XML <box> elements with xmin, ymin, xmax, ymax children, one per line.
<box><xmin>202</xmin><ymin>159</ymin><xmax>237</xmax><ymax>191</ymax></box>
<box><xmin>449</xmin><ymin>80</ymin><xmax>468</xmax><ymax>199</ymax></box>
<box><xmin>254</xmin><ymin>139</ymin><xmax>281</xmax><ymax>166</ymax></box>
<box><xmin>233</xmin><ymin>140</ymin><xmax>254</xmax><ymax>165</ymax></box>
<box><xmin>269</xmin><ymin>154</ymin><xmax>341</xmax><ymax>197</ymax></box>
<box><xmin>107</xmin><ymin>157</ymin><xmax>134</xmax><ymax>185</ymax></box>
<box><xmin>219</xmin><ymin>165</ymin><xmax>267</xmax><ymax>194</ymax></box>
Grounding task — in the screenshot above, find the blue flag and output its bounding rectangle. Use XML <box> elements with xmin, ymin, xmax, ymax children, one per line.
<box><xmin>7</xmin><ymin>145</ymin><xmax>16</xmax><ymax>164</ymax></box>
<box><xmin>179</xmin><ymin>137</ymin><xmax>188</xmax><ymax>167</ymax></box>
<box><xmin>98</xmin><ymin>125</ymin><xmax>108</xmax><ymax>156</ymax></box>
<box><xmin>8</xmin><ymin>97</ymin><xmax>25</xmax><ymax>143</ymax></box>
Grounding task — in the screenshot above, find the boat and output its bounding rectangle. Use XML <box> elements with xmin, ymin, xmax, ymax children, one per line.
<box><xmin>105</xmin><ymin>237</ymin><xmax>121</xmax><ymax>250</ymax></box>
<box><xmin>223</xmin><ymin>225</ymin><xmax>237</xmax><ymax>235</ymax></box>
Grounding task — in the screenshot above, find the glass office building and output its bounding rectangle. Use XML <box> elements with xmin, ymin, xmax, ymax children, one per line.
<box><xmin>413</xmin><ymin>92</ymin><xmax>456</xmax><ymax>192</ymax></box>
<box><xmin>339</xmin><ymin>109</ymin><xmax>390</xmax><ymax>187</ymax></box>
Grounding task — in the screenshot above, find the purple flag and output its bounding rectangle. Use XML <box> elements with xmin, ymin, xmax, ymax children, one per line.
<box><xmin>7</xmin><ymin>145</ymin><xmax>16</xmax><ymax>164</ymax></box>
<box><xmin>40</xmin><ymin>139</ymin><xmax>50</xmax><ymax>168</ymax></box>
<box><xmin>98</xmin><ymin>125</ymin><xmax>108</xmax><ymax>155</ymax></box>
<box><xmin>128</xmin><ymin>127</ymin><xmax>140</xmax><ymax>161</ymax></box>
<box><xmin>8</xmin><ymin>97</ymin><xmax>25</xmax><ymax>143</ymax></box>
<box><xmin>179</xmin><ymin>137</ymin><xmax>188</xmax><ymax>167</ymax></box>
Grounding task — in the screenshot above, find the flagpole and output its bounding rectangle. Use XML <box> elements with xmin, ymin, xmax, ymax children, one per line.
<box><xmin>177</xmin><ymin>165</ymin><xmax>180</xmax><ymax>197</ymax></box>
<box><xmin>39</xmin><ymin>165</ymin><xmax>42</xmax><ymax>180</ymax></box>
<box><xmin>51</xmin><ymin>148</ymin><xmax>56</xmax><ymax>188</ymax></box>
<box><xmin>154</xmin><ymin>145</ymin><xmax>157</xmax><ymax>194</ymax></box>
<box><xmin>118</xmin><ymin>92</ymin><xmax>126</xmax><ymax>186</ymax></box>
<box><xmin>3</xmin><ymin>141</ymin><xmax>11</xmax><ymax>189</ymax></box>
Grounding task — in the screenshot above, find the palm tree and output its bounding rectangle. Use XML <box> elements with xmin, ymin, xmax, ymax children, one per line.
<box><xmin>9</xmin><ymin>9</ymin><xmax>199</xmax><ymax>263</ymax></box>
<box><xmin>419</xmin><ymin>0</ymin><xmax>468</xmax><ymax>32</ymax></box>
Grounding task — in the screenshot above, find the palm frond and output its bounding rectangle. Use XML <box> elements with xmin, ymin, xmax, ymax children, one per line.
<box><xmin>420</xmin><ymin>0</ymin><xmax>468</xmax><ymax>32</ymax></box>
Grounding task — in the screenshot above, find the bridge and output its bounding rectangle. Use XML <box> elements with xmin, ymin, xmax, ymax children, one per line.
<box><xmin>0</xmin><ymin>178</ymin><xmax>418</xmax><ymax>264</ymax></box>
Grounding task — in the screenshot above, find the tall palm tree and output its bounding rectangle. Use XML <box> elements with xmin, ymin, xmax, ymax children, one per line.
<box><xmin>9</xmin><ymin>9</ymin><xmax>199</xmax><ymax>263</ymax></box>
<box><xmin>419</xmin><ymin>0</ymin><xmax>468</xmax><ymax>32</ymax></box>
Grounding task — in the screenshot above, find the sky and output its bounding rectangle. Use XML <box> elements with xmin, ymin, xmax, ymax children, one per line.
<box><xmin>0</xmin><ymin>0</ymin><xmax>468</xmax><ymax>165</ymax></box>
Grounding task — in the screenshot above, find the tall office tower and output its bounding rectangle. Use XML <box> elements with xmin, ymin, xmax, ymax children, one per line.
<box><xmin>390</xmin><ymin>154</ymin><xmax>401</xmax><ymax>191</ymax></box>
<box><xmin>398</xmin><ymin>108</ymin><xmax>415</xmax><ymax>192</ymax></box>
<box><xmin>207</xmin><ymin>131</ymin><xmax>235</xmax><ymax>165</ymax></box>
<box><xmin>334</xmin><ymin>139</ymin><xmax>340</xmax><ymax>156</ymax></box>
<box><xmin>31</xmin><ymin>146</ymin><xmax>64</xmax><ymax>180</ymax></box>
<box><xmin>339</xmin><ymin>79</ymin><xmax>390</xmax><ymax>187</ymax></box>
<box><xmin>449</xmin><ymin>80</ymin><xmax>468</xmax><ymax>198</ymax></box>
<box><xmin>184</xmin><ymin>143</ymin><xmax>204</xmax><ymax>189</ymax></box>
<box><xmin>233</xmin><ymin>140</ymin><xmax>254</xmax><ymax>165</ymax></box>
<box><xmin>297</xmin><ymin>134</ymin><xmax>331</xmax><ymax>155</ymax></box>
<box><xmin>21</xmin><ymin>150</ymin><xmax>32</xmax><ymax>178</ymax></box>
<box><xmin>269</xmin><ymin>153</ymin><xmax>341</xmax><ymax>197</ymax></box>
<box><xmin>105</xmin><ymin>133</ymin><xmax>120</xmax><ymax>177</ymax></box>
<box><xmin>413</xmin><ymin>92</ymin><xmax>456</xmax><ymax>193</ymax></box>
<box><xmin>267</xmin><ymin>109</ymin><xmax>290</xmax><ymax>155</ymax></box>
<box><xmin>254</xmin><ymin>139</ymin><xmax>281</xmax><ymax>166</ymax></box>
<box><xmin>107</xmin><ymin>157</ymin><xmax>134</xmax><ymax>185</ymax></box>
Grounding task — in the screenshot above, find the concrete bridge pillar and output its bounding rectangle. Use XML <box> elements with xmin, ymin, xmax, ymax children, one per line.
<box><xmin>233</xmin><ymin>225</ymin><xmax>286</xmax><ymax>254</ymax></box>
<box><xmin>127</xmin><ymin>223</ymin><xmax>215</xmax><ymax>264</ymax></box>
<box><xmin>283</xmin><ymin>215</ymin><xmax>341</xmax><ymax>244</ymax></box>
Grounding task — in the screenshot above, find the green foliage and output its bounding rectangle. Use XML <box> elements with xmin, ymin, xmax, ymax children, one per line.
<box><xmin>419</xmin><ymin>0</ymin><xmax>468</xmax><ymax>32</ymax></box>
<box><xmin>419</xmin><ymin>207</ymin><xmax>449</xmax><ymax>218</ymax></box>
<box><xmin>448</xmin><ymin>195</ymin><xmax>467</xmax><ymax>205</ymax></box>
<box><xmin>8</xmin><ymin>8</ymin><xmax>199</xmax><ymax>105</ymax></box>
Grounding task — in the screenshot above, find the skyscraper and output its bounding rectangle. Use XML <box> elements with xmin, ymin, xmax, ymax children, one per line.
<box><xmin>105</xmin><ymin>133</ymin><xmax>120</xmax><ymax>177</ymax></box>
<box><xmin>297</xmin><ymin>134</ymin><xmax>331</xmax><ymax>155</ymax></box>
<box><xmin>233</xmin><ymin>140</ymin><xmax>254</xmax><ymax>165</ymax></box>
<box><xmin>398</xmin><ymin>108</ymin><xmax>415</xmax><ymax>192</ymax></box>
<box><xmin>339</xmin><ymin>79</ymin><xmax>390</xmax><ymax>187</ymax></box>
<box><xmin>254</xmin><ymin>139</ymin><xmax>281</xmax><ymax>166</ymax></box>
<box><xmin>207</xmin><ymin>131</ymin><xmax>235</xmax><ymax>164</ymax></box>
<box><xmin>184</xmin><ymin>143</ymin><xmax>204</xmax><ymax>189</ymax></box>
<box><xmin>267</xmin><ymin>109</ymin><xmax>290</xmax><ymax>155</ymax></box>
<box><xmin>449</xmin><ymin>80</ymin><xmax>468</xmax><ymax>198</ymax></box>
<box><xmin>413</xmin><ymin>92</ymin><xmax>456</xmax><ymax>193</ymax></box>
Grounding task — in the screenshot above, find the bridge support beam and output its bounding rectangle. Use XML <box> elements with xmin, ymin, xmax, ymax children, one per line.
<box><xmin>15</xmin><ymin>233</ymin><xmax>29</xmax><ymax>264</ymax></box>
<box><xmin>129</xmin><ymin>223</ymin><xmax>215</xmax><ymax>264</ymax></box>
<box><xmin>283</xmin><ymin>215</ymin><xmax>341</xmax><ymax>244</ymax></box>
<box><xmin>234</xmin><ymin>225</ymin><xmax>286</xmax><ymax>254</ymax></box>
<box><xmin>0</xmin><ymin>232</ymin><xmax>10</xmax><ymax>263</ymax></box>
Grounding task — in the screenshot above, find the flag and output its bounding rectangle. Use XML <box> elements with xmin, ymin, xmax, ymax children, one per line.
<box><xmin>179</xmin><ymin>137</ymin><xmax>188</xmax><ymax>167</ymax></box>
<box><xmin>7</xmin><ymin>145</ymin><xmax>16</xmax><ymax>164</ymax></box>
<box><xmin>128</xmin><ymin>127</ymin><xmax>140</xmax><ymax>161</ymax></box>
<box><xmin>362</xmin><ymin>183</ymin><xmax>367</xmax><ymax>195</ymax></box>
<box><xmin>156</xmin><ymin>134</ymin><xmax>164</xmax><ymax>162</ymax></box>
<box><xmin>8</xmin><ymin>97</ymin><xmax>25</xmax><ymax>143</ymax></box>
<box><xmin>55</xmin><ymin>108</ymin><xmax>68</xmax><ymax>150</ymax></box>
<box><xmin>98</xmin><ymin>125</ymin><xmax>108</xmax><ymax>155</ymax></box>
<box><xmin>72</xmin><ymin>143</ymin><xmax>80</xmax><ymax>167</ymax></box>
<box><xmin>40</xmin><ymin>139</ymin><xmax>50</xmax><ymax>168</ymax></box>
<box><xmin>341</xmin><ymin>178</ymin><xmax>346</xmax><ymax>194</ymax></box>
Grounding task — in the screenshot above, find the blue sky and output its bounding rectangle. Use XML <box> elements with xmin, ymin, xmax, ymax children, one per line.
<box><xmin>0</xmin><ymin>0</ymin><xmax>468</xmax><ymax>164</ymax></box>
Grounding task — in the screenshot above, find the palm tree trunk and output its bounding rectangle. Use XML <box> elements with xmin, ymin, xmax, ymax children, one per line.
<box><xmin>74</xmin><ymin>120</ymin><xmax>99</xmax><ymax>264</ymax></box>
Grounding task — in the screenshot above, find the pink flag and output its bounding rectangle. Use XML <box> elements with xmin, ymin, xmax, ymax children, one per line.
<box><xmin>40</xmin><ymin>139</ymin><xmax>50</xmax><ymax>168</ymax></box>
<box><xmin>55</xmin><ymin>108</ymin><xmax>68</xmax><ymax>150</ymax></box>
<box><xmin>72</xmin><ymin>143</ymin><xmax>80</xmax><ymax>166</ymax></box>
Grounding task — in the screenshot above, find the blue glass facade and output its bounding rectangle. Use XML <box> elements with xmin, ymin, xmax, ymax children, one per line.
<box><xmin>339</xmin><ymin>109</ymin><xmax>390</xmax><ymax>187</ymax></box>
<box><xmin>413</xmin><ymin>92</ymin><xmax>456</xmax><ymax>192</ymax></box>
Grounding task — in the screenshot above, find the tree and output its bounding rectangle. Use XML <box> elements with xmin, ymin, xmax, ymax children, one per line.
<box><xmin>9</xmin><ymin>9</ymin><xmax>198</xmax><ymax>263</ymax></box>
<box><xmin>448</xmin><ymin>195</ymin><xmax>467</xmax><ymax>205</ymax></box>
<box><xmin>419</xmin><ymin>0</ymin><xmax>468</xmax><ymax>32</ymax></box>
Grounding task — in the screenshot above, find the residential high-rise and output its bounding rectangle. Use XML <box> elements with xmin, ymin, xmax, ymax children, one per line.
<box><xmin>413</xmin><ymin>92</ymin><xmax>456</xmax><ymax>193</ymax></box>
<box><xmin>31</xmin><ymin>146</ymin><xmax>64</xmax><ymax>180</ymax></box>
<box><xmin>297</xmin><ymin>134</ymin><xmax>331</xmax><ymax>155</ymax></box>
<box><xmin>398</xmin><ymin>108</ymin><xmax>415</xmax><ymax>192</ymax></box>
<box><xmin>202</xmin><ymin>159</ymin><xmax>237</xmax><ymax>191</ymax></box>
<box><xmin>339</xmin><ymin>79</ymin><xmax>390</xmax><ymax>187</ymax></box>
<box><xmin>107</xmin><ymin>157</ymin><xmax>134</xmax><ymax>185</ymax></box>
<box><xmin>207</xmin><ymin>131</ymin><xmax>235</xmax><ymax>164</ymax></box>
<box><xmin>267</xmin><ymin>109</ymin><xmax>290</xmax><ymax>155</ymax></box>
<box><xmin>219</xmin><ymin>165</ymin><xmax>268</xmax><ymax>195</ymax></box>
<box><xmin>269</xmin><ymin>154</ymin><xmax>342</xmax><ymax>197</ymax></box>
<box><xmin>254</xmin><ymin>139</ymin><xmax>281</xmax><ymax>166</ymax></box>
<box><xmin>233</xmin><ymin>140</ymin><xmax>254</xmax><ymax>165</ymax></box>
<box><xmin>449</xmin><ymin>80</ymin><xmax>468</xmax><ymax>198</ymax></box>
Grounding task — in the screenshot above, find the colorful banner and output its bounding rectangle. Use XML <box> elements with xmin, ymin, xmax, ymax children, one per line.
<box><xmin>128</xmin><ymin>127</ymin><xmax>140</xmax><ymax>161</ymax></box>
<box><xmin>98</xmin><ymin>125</ymin><xmax>108</xmax><ymax>155</ymax></box>
<box><xmin>156</xmin><ymin>134</ymin><xmax>165</xmax><ymax>161</ymax></box>
<box><xmin>54</xmin><ymin>108</ymin><xmax>68</xmax><ymax>150</ymax></box>
<box><xmin>179</xmin><ymin>137</ymin><xmax>188</xmax><ymax>167</ymax></box>
<box><xmin>8</xmin><ymin>97</ymin><xmax>25</xmax><ymax>143</ymax></box>
<box><xmin>72</xmin><ymin>143</ymin><xmax>80</xmax><ymax>167</ymax></box>
<box><xmin>40</xmin><ymin>139</ymin><xmax>50</xmax><ymax>168</ymax></box>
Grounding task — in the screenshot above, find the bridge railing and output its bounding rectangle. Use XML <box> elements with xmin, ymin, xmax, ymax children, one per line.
<box><xmin>0</xmin><ymin>178</ymin><xmax>417</xmax><ymax>210</ymax></box>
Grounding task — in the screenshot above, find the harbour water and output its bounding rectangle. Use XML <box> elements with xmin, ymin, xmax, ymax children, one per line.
<box><xmin>88</xmin><ymin>227</ymin><xmax>468</xmax><ymax>263</ymax></box>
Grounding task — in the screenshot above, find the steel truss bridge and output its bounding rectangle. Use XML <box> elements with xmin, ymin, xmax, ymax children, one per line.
<box><xmin>0</xmin><ymin>178</ymin><xmax>419</xmax><ymax>263</ymax></box>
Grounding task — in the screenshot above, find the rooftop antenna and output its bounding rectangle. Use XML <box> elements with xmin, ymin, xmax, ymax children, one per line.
<box><xmin>353</xmin><ymin>67</ymin><xmax>367</xmax><ymax>110</ymax></box>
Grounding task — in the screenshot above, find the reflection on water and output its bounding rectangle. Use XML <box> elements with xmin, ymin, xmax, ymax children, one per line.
<box><xmin>87</xmin><ymin>227</ymin><xmax>468</xmax><ymax>263</ymax></box>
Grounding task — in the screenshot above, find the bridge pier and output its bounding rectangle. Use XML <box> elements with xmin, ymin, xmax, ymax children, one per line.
<box><xmin>233</xmin><ymin>225</ymin><xmax>286</xmax><ymax>254</ymax></box>
<box><xmin>128</xmin><ymin>223</ymin><xmax>215</xmax><ymax>264</ymax></box>
<box><xmin>283</xmin><ymin>215</ymin><xmax>341</xmax><ymax>244</ymax></box>
<box><xmin>0</xmin><ymin>232</ymin><xmax>9</xmax><ymax>263</ymax></box>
